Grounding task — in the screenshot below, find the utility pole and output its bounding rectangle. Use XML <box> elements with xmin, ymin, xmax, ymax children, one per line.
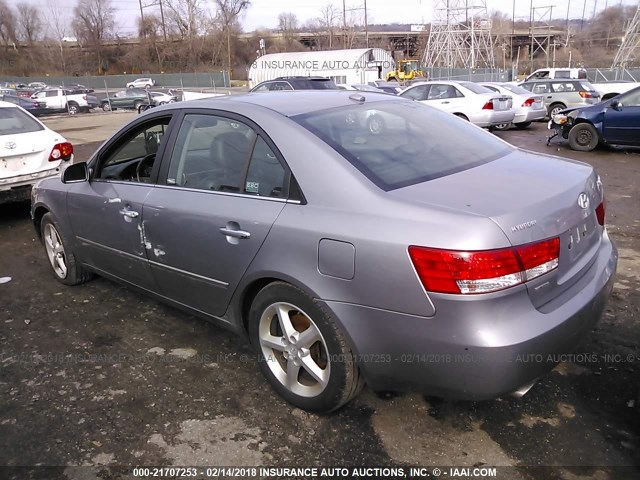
<box><xmin>159</xmin><ymin>0</ymin><xmax>167</xmax><ymax>42</ymax></box>
<box><xmin>343</xmin><ymin>0</ymin><xmax>347</xmax><ymax>48</ymax></box>
<box><xmin>364</xmin><ymin>0</ymin><xmax>369</xmax><ymax>47</ymax></box>
<box><xmin>139</xmin><ymin>0</ymin><xmax>145</xmax><ymax>37</ymax></box>
<box><xmin>530</xmin><ymin>0</ymin><xmax>535</xmax><ymax>72</ymax></box>
<box><xmin>581</xmin><ymin>0</ymin><xmax>587</xmax><ymax>30</ymax></box>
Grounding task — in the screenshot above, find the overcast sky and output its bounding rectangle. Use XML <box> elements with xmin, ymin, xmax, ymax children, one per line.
<box><xmin>8</xmin><ymin>0</ymin><xmax>635</xmax><ymax>37</ymax></box>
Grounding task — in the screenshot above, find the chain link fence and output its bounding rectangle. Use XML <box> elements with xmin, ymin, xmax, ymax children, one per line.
<box><xmin>424</xmin><ymin>68</ymin><xmax>514</xmax><ymax>83</ymax></box>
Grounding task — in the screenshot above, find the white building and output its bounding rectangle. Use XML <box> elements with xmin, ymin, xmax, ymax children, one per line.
<box><xmin>248</xmin><ymin>48</ymin><xmax>396</xmax><ymax>88</ymax></box>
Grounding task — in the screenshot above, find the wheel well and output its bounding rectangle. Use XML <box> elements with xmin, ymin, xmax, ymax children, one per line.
<box><xmin>239</xmin><ymin>277</ymin><xmax>281</xmax><ymax>334</ymax></box>
<box><xmin>601</xmin><ymin>93</ymin><xmax>618</xmax><ymax>101</ymax></box>
<box><xmin>32</xmin><ymin>206</ymin><xmax>49</xmax><ymax>239</ymax></box>
<box><xmin>453</xmin><ymin>113</ymin><xmax>469</xmax><ymax>121</ymax></box>
<box><xmin>67</xmin><ymin>100</ymin><xmax>78</xmax><ymax>106</ymax></box>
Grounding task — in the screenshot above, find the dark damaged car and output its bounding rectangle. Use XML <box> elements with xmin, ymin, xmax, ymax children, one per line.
<box><xmin>548</xmin><ymin>85</ymin><xmax>640</xmax><ymax>151</ymax></box>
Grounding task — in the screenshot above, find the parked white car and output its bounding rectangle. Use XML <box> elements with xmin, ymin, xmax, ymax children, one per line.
<box><xmin>30</xmin><ymin>88</ymin><xmax>98</xmax><ymax>114</ymax></box>
<box><xmin>336</xmin><ymin>83</ymin><xmax>386</xmax><ymax>93</ymax></box>
<box><xmin>148</xmin><ymin>91</ymin><xmax>177</xmax><ymax>104</ymax></box>
<box><xmin>479</xmin><ymin>82</ymin><xmax>546</xmax><ymax>130</ymax></box>
<box><xmin>0</xmin><ymin>101</ymin><xmax>73</xmax><ymax>204</ymax></box>
<box><xmin>126</xmin><ymin>78</ymin><xmax>155</xmax><ymax>89</ymax></box>
<box><xmin>399</xmin><ymin>80</ymin><xmax>515</xmax><ymax>128</ymax></box>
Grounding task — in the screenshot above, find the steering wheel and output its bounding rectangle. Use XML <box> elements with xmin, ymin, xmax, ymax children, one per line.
<box><xmin>136</xmin><ymin>154</ymin><xmax>156</xmax><ymax>182</ymax></box>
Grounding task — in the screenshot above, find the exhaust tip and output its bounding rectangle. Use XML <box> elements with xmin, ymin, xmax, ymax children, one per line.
<box><xmin>510</xmin><ymin>379</ymin><xmax>538</xmax><ymax>398</ymax></box>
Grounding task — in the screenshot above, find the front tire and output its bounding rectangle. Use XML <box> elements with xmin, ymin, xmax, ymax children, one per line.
<box><xmin>102</xmin><ymin>102</ymin><xmax>111</xmax><ymax>111</ymax></box>
<box><xmin>367</xmin><ymin>114</ymin><xmax>385</xmax><ymax>135</ymax></box>
<box><xmin>41</xmin><ymin>213</ymin><xmax>93</xmax><ymax>286</ymax></box>
<box><xmin>248</xmin><ymin>282</ymin><xmax>362</xmax><ymax>412</ymax></box>
<box><xmin>568</xmin><ymin>123</ymin><xmax>599</xmax><ymax>151</ymax></box>
<box><xmin>67</xmin><ymin>102</ymin><xmax>79</xmax><ymax>115</ymax></box>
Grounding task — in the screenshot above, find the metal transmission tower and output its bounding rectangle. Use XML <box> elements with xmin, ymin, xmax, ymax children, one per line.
<box><xmin>612</xmin><ymin>3</ymin><xmax>640</xmax><ymax>69</ymax></box>
<box><xmin>423</xmin><ymin>0</ymin><xmax>496</xmax><ymax>68</ymax></box>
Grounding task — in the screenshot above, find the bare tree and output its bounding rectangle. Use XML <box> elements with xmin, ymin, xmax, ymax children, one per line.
<box><xmin>16</xmin><ymin>2</ymin><xmax>42</xmax><ymax>45</ymax></box>
<box><xmin>165</xmin><ymin>0</ymin><xmax>204</xmax><ymax>40</ymax></box>
<box><xmin>214</xmin><ymin>0</ymin><xmax>251</xmax><ymax>76</ymax></box>
<box><xmin>44</xmin><ymin>0</ymin><xmax>68</xmax><ymax>72</ymax></box>
<box><xmin>73</xmin><ymin>0</ymin><xmax>115</xmax><ymax>73</ymax></box>
<box><xmin>319</xmin><ymin>3</ymin><xmax>341</xmax><ymax>49</ymax></box>
<box><xmin>0</xmin><ymin>0</ymin><xmax>17</xmax><ymax>48</ymax></box>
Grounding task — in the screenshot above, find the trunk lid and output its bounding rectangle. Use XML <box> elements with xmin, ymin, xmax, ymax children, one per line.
<box><xmin>390</xmin><ymin>149</ymin><xmax>604</xmax><ymax>307</ymax></box>
<box><xmin>0</xmin><ymin>130</ymin><xmax>61</xmax><ymax>179</ymax></box>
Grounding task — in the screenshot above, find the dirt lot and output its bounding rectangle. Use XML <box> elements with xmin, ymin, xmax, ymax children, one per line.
<box><xmin>0</xmin><ymin>116</ymin><xmax>639</xmax><ymax>480</ymax></box>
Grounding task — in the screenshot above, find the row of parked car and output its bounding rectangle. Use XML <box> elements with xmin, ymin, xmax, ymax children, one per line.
<box><xmin>248</xmin><ymin>75</ymin><xmax>640</xmax><ymax>152</ymax></box>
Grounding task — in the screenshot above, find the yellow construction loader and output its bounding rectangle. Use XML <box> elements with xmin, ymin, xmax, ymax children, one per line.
<box><xmin>386</xmin><ymin>60</ymin><xmax>425</xmax><ymax>82</ymax></box>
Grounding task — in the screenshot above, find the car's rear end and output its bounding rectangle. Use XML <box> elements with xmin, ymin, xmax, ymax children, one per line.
<box><xmin>0</xmin><ymin>102</ymin><xmax>73</xmax><ymax>204</ymax></box>
<box><xmin>566</xmin><ymin>81</ymin><xmax>601</xmax><ymax>108</ymax></box>
<box><xmin>459</xmin><ymin>82</ymin><xmax>515</xmax><ymax>127</ymax></box>
<box><xmin>500</xmin><ymin>84</ymin><xmax>546</xmax><ymax>124</ymax></box>
<box><xmin>291</xmin><ymin>96</ymin><xmax>617</xmax><ymax>399</ymax></box>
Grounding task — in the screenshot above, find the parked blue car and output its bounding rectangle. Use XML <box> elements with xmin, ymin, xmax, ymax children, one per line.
<box><xmin>548</xmin><ymin>85</ymin><xmax>640</xmax><ymax>151</ymax></box>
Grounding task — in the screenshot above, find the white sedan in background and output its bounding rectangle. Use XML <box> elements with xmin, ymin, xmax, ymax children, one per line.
<box><xmin>0</xmin><ymin>101</ymin><xmax>73</xmax><ymax>204</ymax></box>
<box><xmin>126</xmin><ymin>78</ymin><xmax>155</xmax><ymax>89</ymax></box>
<box><xmin>480</xmin><ymin>82</ymin><xmax>546</xmax><ymax>130</ymax></box>
<box><xmin>399</xmin><ymin>80</ymin><xmax>515</xmax><ymax>128</ymax></box>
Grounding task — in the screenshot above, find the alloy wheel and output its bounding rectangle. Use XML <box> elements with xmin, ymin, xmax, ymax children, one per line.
<box><xmin>44</xmin><ymin>223</ymin><xmax>67</xmax><ymax>279</ymax></box>
<box><xmin>258</xmin><ymin>302</ymin><xmax>330</xmax><ymax>398</ymax></box>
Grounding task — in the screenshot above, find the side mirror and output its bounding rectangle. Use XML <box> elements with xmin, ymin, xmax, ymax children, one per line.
<box><xmin>610</xmin><ymin>99</ymin><xmax>621</xmax><ymax>110</ymax></box>
<box><xmin>62</xmin><ymin>162</ymin><xmax>89</xmax><ymax>183</ymax></box>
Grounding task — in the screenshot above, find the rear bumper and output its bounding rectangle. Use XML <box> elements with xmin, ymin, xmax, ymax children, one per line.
<box><xmin>0</xmin><ymin>167</ymin><xmax>60</xmax><ymax>203</ymax></box>
<box><xmin>322</xmin><ymin>231</ymin><xmax>617</xmax><ymax>399</ymax></box>
<box><xmin>514</xmin><ymin>108</ymin><xmax>546</xmax><ymax>124</ymax></box>
<box><xmin>470</xmin><ymin>110</ymin><xmax>516</xmax><ymax>127</ymax></box>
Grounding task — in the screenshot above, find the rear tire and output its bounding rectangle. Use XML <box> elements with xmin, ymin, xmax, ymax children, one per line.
<box><xmin>367</xmin><ymin>114</ymin><xmax>385</xmax><ymax>135</ymax></box>
<box><xmin>568</xmin><ymin>123</ymin><xmax>599</xmax><ymax>151</ymax></box>
<box><xmin>133</xmin><ymin>100</ymin><xmax>143</xmax><ymax>111</ymax></box>
<box><xmin>40</xmin><ymin>213</ymin><xmax>93</xmax><ymax>286</ymax></box>
<box><xmin>493</xmin><ymin>123</ymin><xmax>511</xmax><ymax>131</ymax></box>
<box><xmin>67</xmin><ymin>102</ymin><xmax>79</xmax><ymax>115</ymax></box>
<box><xmin>548</xmin><ymin>103</ymin><xmax>566</xmax><ymax>118</ymax></box>
<box><xmin>514</xmin><ymin>121</ymin><xmax>532</xmax><ymax>129</ymax></box>
<box><xmin>248</xmin><ymin>282</ymin><xmax>362</xmax><ymax>412</ymax></box>
<box><xmin>102</xmin><ymin>102</ymin><xmax>111</xmax><ymax>111</ymax></box>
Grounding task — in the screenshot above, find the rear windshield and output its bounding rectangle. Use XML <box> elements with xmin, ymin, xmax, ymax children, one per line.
<box><xmin>293</xmin><ymin>100</ymin><xmax>512</xmax><ymax>191</ymax></box>
<box><xmin>501</xmin><ymin>84</ymin><xmax>532</xmax><ymax>95</ymax></box>
<box><xmin>580</xmin><ymin>81</ymin><xmax>597</xmax><ymax>91</ymax></box>
<box><xmin>0</xmin><ymin>106</ymin><xmax>43</xmax><ymax>135</ymax></box>
<box><xmin>458</xmin><ymin>82</ymin><xmax>492</xmax><ymax>94</ymax></box>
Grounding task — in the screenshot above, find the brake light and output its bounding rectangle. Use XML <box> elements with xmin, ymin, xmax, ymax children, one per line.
<box><xmin>579</xmin><ymin>91</ymin><xmax>593</xmax><ymax>98</ymax></box>
<box><xmin>482</xmin><ymin>100</ymin><xmax>494</xmax><ymax>110</ymax></box>
<box><xmin>408</xmin><ymin>237</ymin><xmax>560</xmax><ymax>295</ymax></box>
<box><xmin>596</xmin><ymin>198</ymin><xmax>605</xmax><ymax>226</ymax></box>
<box><xmin>48</xmin><ymin>142</ymin><xmax>73</xmax><ymax>162</ymax></box>
<box><xmin>522</xmin><ymin>98</ymin><xmax>535</xmax><ymax>107</ymax></box>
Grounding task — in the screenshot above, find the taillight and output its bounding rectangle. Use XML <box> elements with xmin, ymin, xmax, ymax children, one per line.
<box><xmin>408</xmin><ymin>237</ymin><xmax>560</xmax><ymax>295</ymax></box>
<box><xmin>522</xmin><ymin>98</ymin><xmax>535</xmax><ymax>107</ymax></box>
<box><xmin>579</xmin><ymin>91</ymin><xmax>593</xmax><ymax>98</ymax></box>
<box><xmin>48</xmin><ymin>142</ymin><xmax>73</xmax><ymax>162</ymax></box>
<box><xmin>482</xmin><ymin>100</ymin><xmax>494</xmax><ymax>110</ymax></box>
<box><xmin>596</xmin><ymin>198</ymin><xmax>605</xmax><ymax>226</ymax></box>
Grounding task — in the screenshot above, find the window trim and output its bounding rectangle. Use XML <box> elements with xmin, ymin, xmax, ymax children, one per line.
<box><xmin>89</xmin><ymin>112</ymin><xmax>177</xmax><ymax>185</ymax></box>
<box><xmin>156</xmin><ymin>108</ymin><xmax>296</xmax><ymax>202</ymax></box>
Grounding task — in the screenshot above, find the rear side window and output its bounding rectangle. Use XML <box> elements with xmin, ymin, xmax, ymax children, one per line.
<box><xmin>551</xmin><ymin>82</ymin><xmax>577</xmax><ymax>93</ymax></box>
<box><xmin>580</xmin><ymin>81</ymin><xmax>596</xmax><ymax>91</ymax></box>
<box><xmin>555</xmin><ymin>70</ymin><xmax>571</xmax><ymax>78</ymax></box>
<box><xmin>0</xmin><ymin>107</ymin><xmax>44</xmax><ymax>134</ymax></box>
<box><xmin>309</xmin><ymin>79</ymin><xmax>337</xmax><ymax>90</ymax></box>
<box><xmin>293</xmin><ymin>101</ymin><xmax>512</xmax><ymax>191</ymax></box>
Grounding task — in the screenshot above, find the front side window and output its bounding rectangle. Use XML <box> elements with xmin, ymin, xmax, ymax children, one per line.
<box><xmin>400</xmin><ymin>85</ymin><xmax>429</xmax><ymax>101</ymax></box>
<box><xmin>619</xmin><ymin>88</ymin><xmax>640</xmax><ymax>107</ymax></box>
<box><xmin>0</xmin><ymin>107</ymin><xmax>44</xmax><ymax>134</ymax></box>
<box><xmin>97</xmin><ymin>117</ymin><xmax>171</xmax><ymax>182</ymax></box>
<box><xmin>427</xmin><ymin>84</ymin><xmax>462</xmax><ymax>99</ymax></box>
<box><xmin>167</xmin><ymin>114</ymin><xmax>288</xmax><ymax>197</ymax></box>
<box><xmin>293</xmin><ymin>100</ymin><xmax>512</xmax><ymax>191</ymax></box>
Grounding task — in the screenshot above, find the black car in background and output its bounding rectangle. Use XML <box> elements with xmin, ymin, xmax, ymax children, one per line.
<box><xmin>0</xmin><ymin>94</ymin><xmax>48</xmax><ymax>116</ymax></box>
<box><xmin>250</xmin><ymin>76</ymin><xmax>339</xmax><ymax>92</ymax></box>
<box><xmin>548</xmin><ymin>86</ymin><xmax>640</xmax><ymax>151</ymax></box>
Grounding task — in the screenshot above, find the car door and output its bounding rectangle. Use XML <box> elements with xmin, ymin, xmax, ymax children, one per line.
<box><xmin>424</xmin><ymin>83</ymin><xmax>465</xmax><ymax>113</ymax></box>
<box><xmin>602</xmin><ymin>88</ymin><xmax>640</xmax><ymax>145</ymax></box>
<box><xmin>66</xmin><ymin>113</ymin><xmax>176</xmax><ymax>291</ymax></box>
<box><xmin>141</xmin><ymin>111</ymin><xmax>291</xmax><ymax>317</ymax></box>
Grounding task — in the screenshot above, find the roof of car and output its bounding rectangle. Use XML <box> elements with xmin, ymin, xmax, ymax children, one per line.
<box><xmin>0</xmin><ymin>100</ymin><xmax>20</xmax><ymax>108</ymax></box>
<box><xmin>159</xmin><ymin>90</ymin><xmax>404</xmax><ymax>117</ymax></box>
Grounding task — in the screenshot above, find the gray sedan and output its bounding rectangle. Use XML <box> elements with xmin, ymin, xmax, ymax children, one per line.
<box><xmin>31</xmin><ymin>91</ymin><xmax>617</xmax><ymax>412</ymax></box>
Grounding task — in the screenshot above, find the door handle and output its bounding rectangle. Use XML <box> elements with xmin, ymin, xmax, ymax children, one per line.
<box><xmin>546</xmin><ymin>95</ymin><xmax>552</xmax><ymax>99</ymax></box>
<box><xmin>219</xmin><ymin>227</ymin><xmax>250</xmax><ymax>239</ymax></box>
<box><xmin>119</xmin><ymin>209</ymin><xmax>139</xmax><ymax>218</ymax></box>
<box><xmin>441</xmin><ymin>101</ymin><xmax>450</xmax><ymax>104</ymax></box>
